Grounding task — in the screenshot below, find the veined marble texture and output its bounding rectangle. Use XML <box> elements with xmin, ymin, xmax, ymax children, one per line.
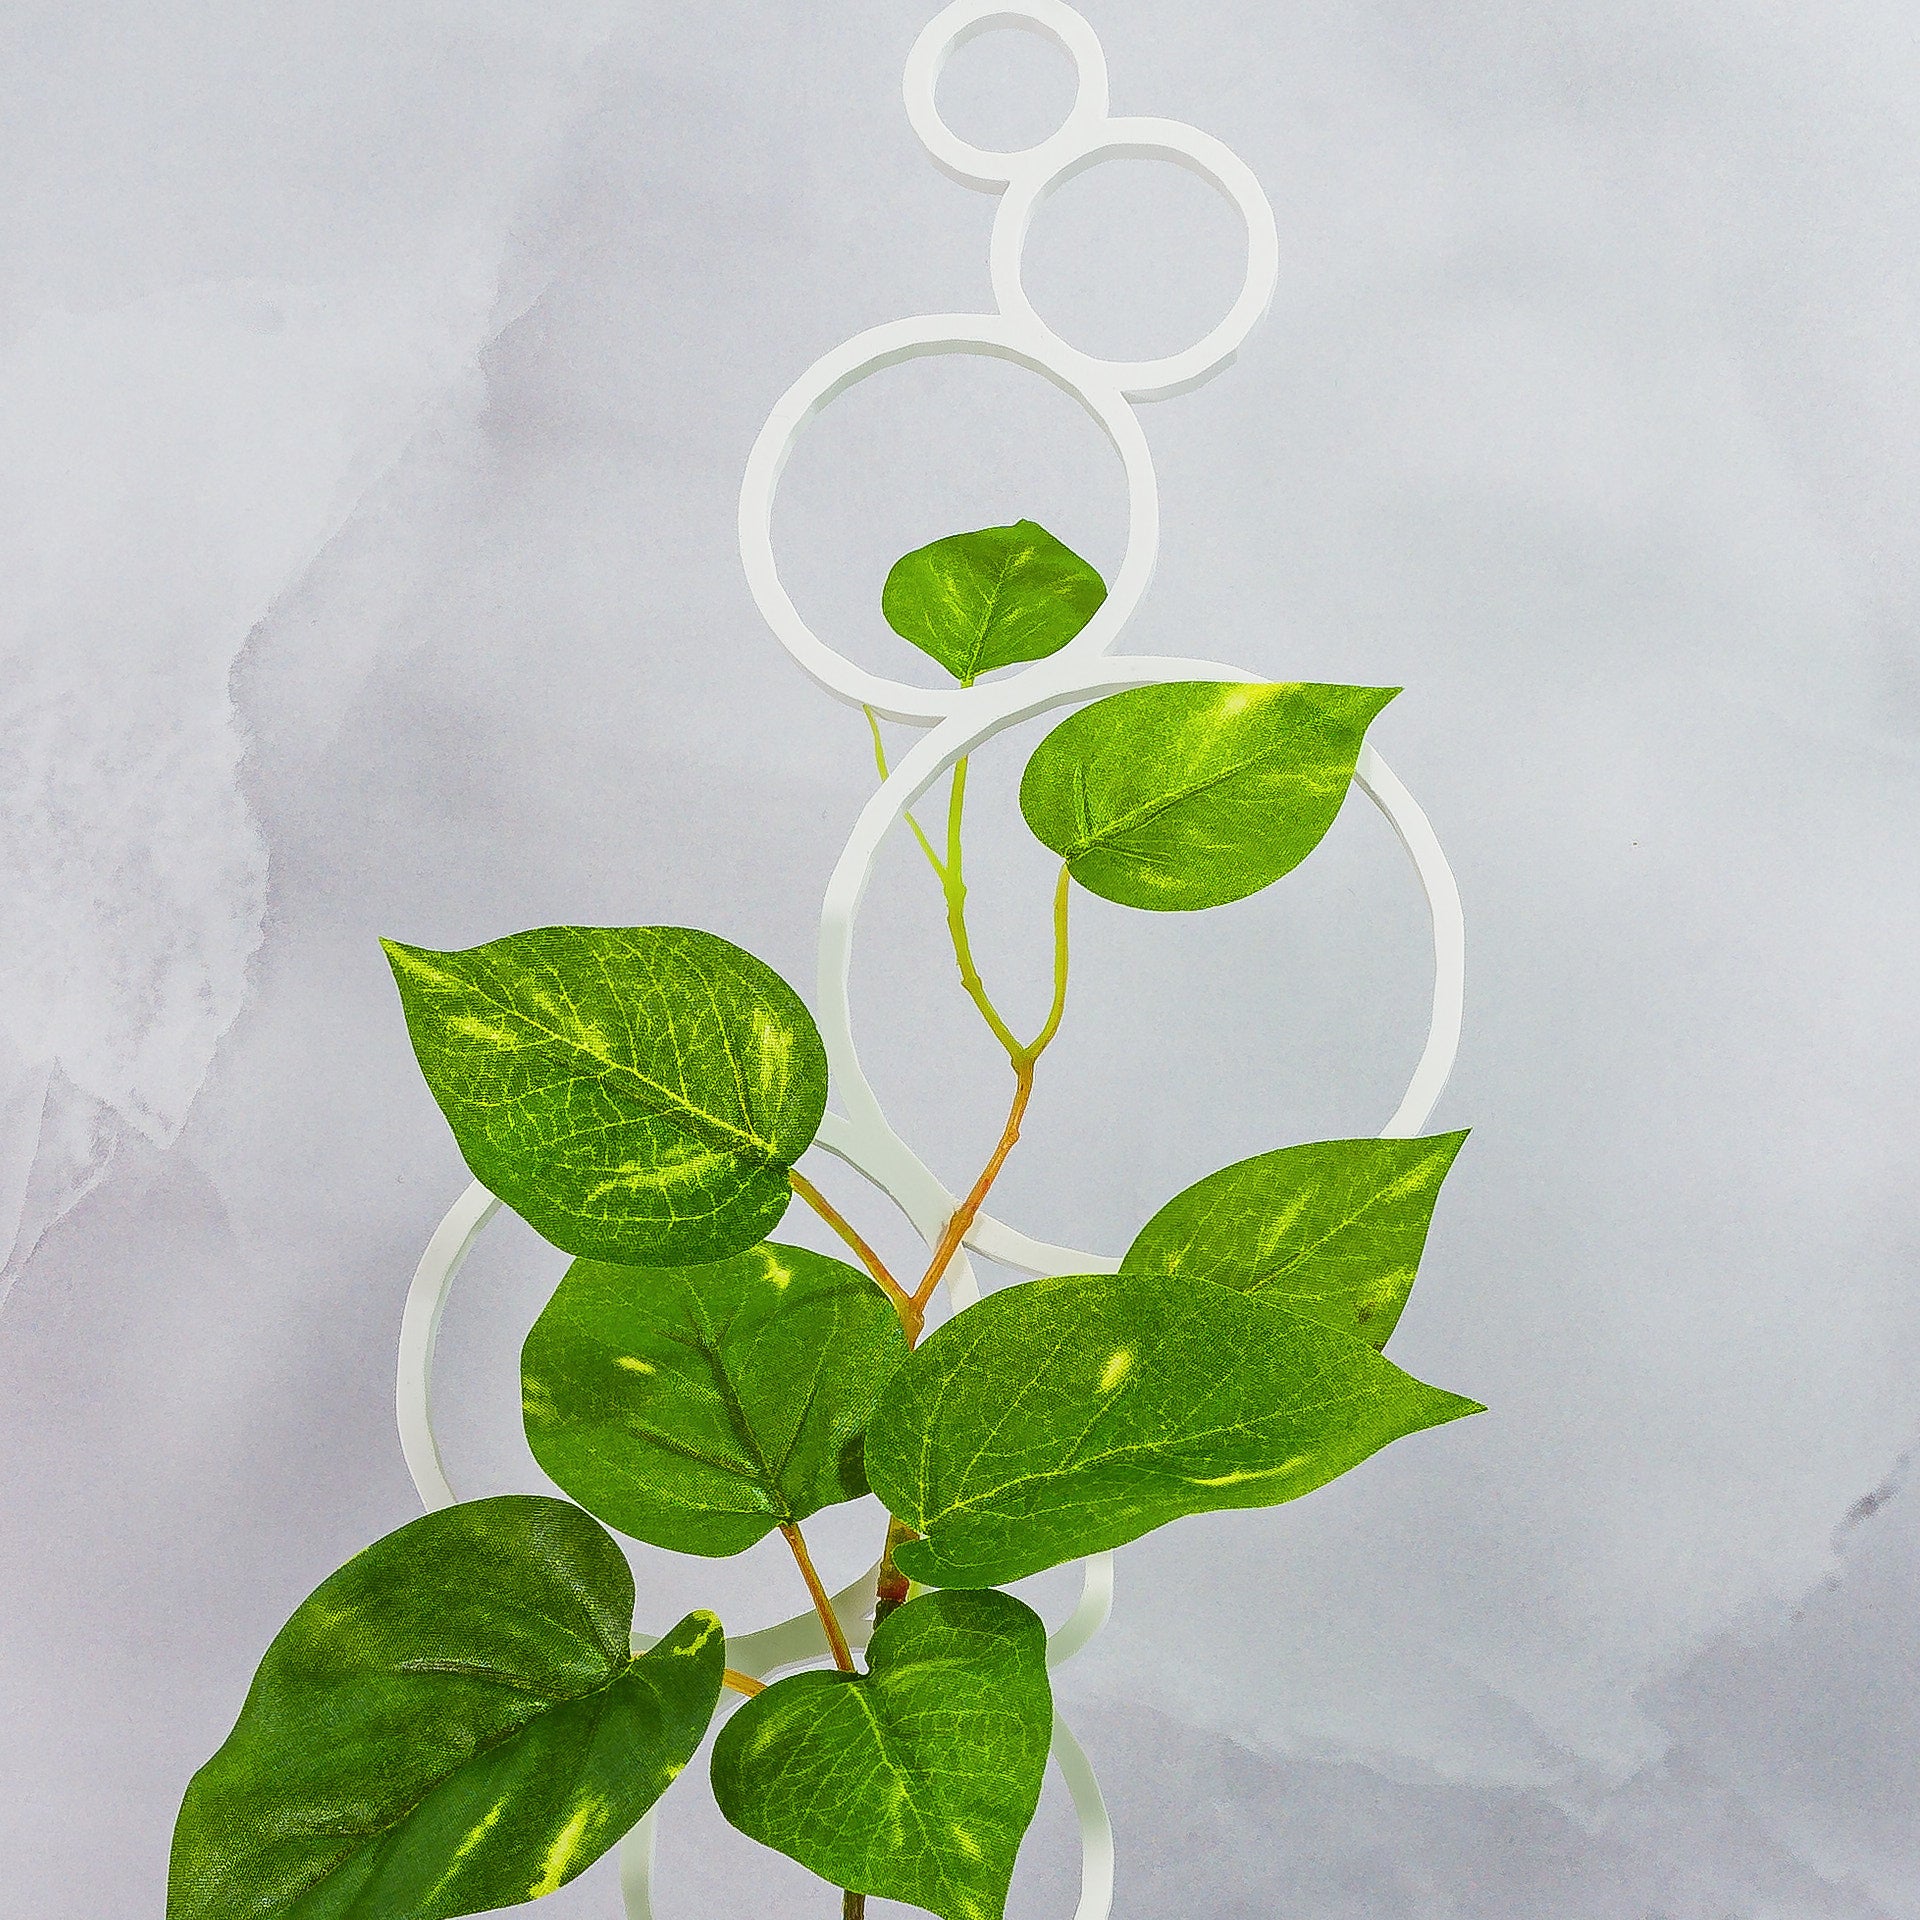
<box><xmin>2</xmin><ymin>2</ymin><xmax>1916</xmax><ymax>1915</ymax></box>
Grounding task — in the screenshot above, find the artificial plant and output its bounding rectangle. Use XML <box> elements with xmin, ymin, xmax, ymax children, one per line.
<box><xmin>168</xmin><ymin>519</ymin><xmax>1479</xmax><ymax>1920</ymax></box>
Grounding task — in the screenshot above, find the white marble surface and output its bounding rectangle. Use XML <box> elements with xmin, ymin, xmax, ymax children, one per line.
<box><xmin>2</xmin><ymin>2</ymin><xmax>1917</xmax><ymax>1914</ymax></box>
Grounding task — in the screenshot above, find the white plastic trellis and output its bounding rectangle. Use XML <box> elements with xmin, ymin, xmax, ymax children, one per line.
<box><xmin>395</xmin><ymin>6</ymin><xmax>1464</xmax><ymax>1915</ymax></box>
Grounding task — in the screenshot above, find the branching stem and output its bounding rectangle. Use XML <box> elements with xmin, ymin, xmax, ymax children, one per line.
<box><xmin>940</xmin><ymin>759</ymin><xmax>1028</xmax><ymax>1059</ymax></box>
<box><xmin>911</xmin><ymin>863</ymin><xmax>1071</xmax><ymax>1315</ymax></box>
<box><xmin>911</xmin><ymin>1060</ymin><xmax>1035</xmax><ymax>1314</ymax></box>
<box><xmin>722</xmin><ymin>1667</ymin><xmax>766</xmax><ymax>1697</ymax></box>
<box><xmin>788</xmin><ymin>1167</ymin><xmax>919</xmax><ymax>1337</ymax></box>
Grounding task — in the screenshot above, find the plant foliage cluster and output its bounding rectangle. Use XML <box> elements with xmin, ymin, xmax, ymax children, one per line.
<box><xmin>169</xmin><ymin>521</ymin><xmax>1479</xmax><ymax>1920</ymax></box>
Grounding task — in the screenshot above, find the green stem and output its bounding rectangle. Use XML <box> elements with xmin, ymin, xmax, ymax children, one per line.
<box><xmin>864</xmin><ymin>706</ymin><xmax>945</xmax><ymax>882</ymax></box>
<box><xmin>1020</xmin><ymin>863</ymin><xmax>1072</xmax><ymax>1064</ymax></box>
<box><xmin>910</xmin><ymin>862</ymin><xmax>1071</xmax><ymax>1312</ymax></box>
<box><xmin>940</xmin><ymin>758</ymin><xmax>1027</xmax><ymax>1060</ymax></box>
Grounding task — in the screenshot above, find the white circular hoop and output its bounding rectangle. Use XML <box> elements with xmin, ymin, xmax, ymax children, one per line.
<box><xmin>736</xmin><ymin>317</ymin><xmax>1158</xmax><ymax>725</ymax></box>
<box><xmin>809</xmin><ymin>661</ymin><xmax>1464</xmax><ymax>1295</ymax></box>
<box><xmin>904</xmin><ymin>0</ymin><xmax>1112</xmax><ymax>190</ymax></box>
<box><xmin>990</xmin><ymin>116</ymin><xmax>1281</xmax><ymax>401</ymax></box>
<box><xmin>398</xmin><ymin>10</ymin><xmax>1461</xmax><ymax>1918</ymax></box>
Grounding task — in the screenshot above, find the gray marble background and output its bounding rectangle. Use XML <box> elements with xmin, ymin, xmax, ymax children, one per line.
<box><xmin>3</xmin><ymin>2</ymin><xmax>1916</xmax><ymax>1914</ymax></box>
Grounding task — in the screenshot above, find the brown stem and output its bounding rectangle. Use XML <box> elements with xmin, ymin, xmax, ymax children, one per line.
<box><xmin>911</xmin><ymin>1061</ymin><xmax>1035</xmax><ymax>1314</ymax></box>
<box><xmin>789</xmin><ymin>1168</ymin><xmax>920</xmax><ymax>1337</ymax></box>
<box><xmin>872</xmin><ymin>1515</ymin><xmax>919</xmax><ymax>1629</ymax></box>
<box><xmin>781</xmin><ymin>1522</ymin><xmax>855</xmax><ymax>1673</ymax></box>
<box><xmin>843</xmin><ymin>1893</ymin><xmax>866</xmax><ymax>1919</ymax></box>
<box><xmin>722</xmin><ymin>1667</ymin><xmax>766</xmax><ymax>1697</ymax></box>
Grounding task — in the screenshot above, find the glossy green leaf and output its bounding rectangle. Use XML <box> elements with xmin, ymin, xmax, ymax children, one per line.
<box><xmin>522</xmin><ymin>1241</ymin><xmax>909</xmax><ymax>1556</ymax></box>
<box><xmin>866</xmin><ymin>1272</ymin><xmax>1481</xmax><ymax>1588</ymax></box>
<box><xmin>1122</xmin><ymin>1132</ymin><xmax>1469</xmax><ymax>1347</ymax></box>
<box><xmin>711</xmin><ymin>1590</ymin><xmax>1051</xmax><ymax>1920</ymax></box>
<box><xmin>1018</xmin><ymin>681</ymin><xmax>1398</xmax><ymax>911</ymax></box>
<box><xmin>882</xmin><ymin>519</ymin><xmax>1107</xmax><ymax>684</ymax></box>
<box><xmin>383</xmin><ymin>925</ymin><xmax>827</xmax><ymax>1266</ymax></box>
<box><xmin>168</xmin><ymin>1495</ymin><xmax>724</xmax><ymax>1920</ymax></box>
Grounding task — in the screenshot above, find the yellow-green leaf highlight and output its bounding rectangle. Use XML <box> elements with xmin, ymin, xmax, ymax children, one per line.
<box><xmin>167</xmin><ymin>1496</ymin><xmax>724</xmax><ymax>1920</ymax></box>
<box><xmin>711</xmin><ymin>1591</ymin><xmax>1052</xmax><ymax>1920</ymax></box>
<box><xmin>1122</xmin><ymin>1132</ymin><xmax>1469</xmax><ymax>1347</ymax></box>
<box><xmin>865</xmin><ymin>1272</ymin><xmax>1482</xmax><ymax>1588</ymax></box>
<box><xmin>1019</xmin><ymin>681</ymin><xmax>1397</xmax><ymax>911</ymax></box>
<box><xmin>883</xmin><ymin>519</ymin><xmax>1106</xmax><ymax>685</ymax></box>
<box><xmin>383</xmin><ymin>925</ymin><xmax>827</xmax><ymax>1266</ymax></box>
<box><xmin>522</xmin><ymin>1242</ymin><xmax>909</xmax><ymax>1556</ymax></box>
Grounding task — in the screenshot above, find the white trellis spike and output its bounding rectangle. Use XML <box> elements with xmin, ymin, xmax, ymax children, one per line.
<box><xmin>395</xmin><ymin>7</ymin><xmax>1463</xmax><ymax>1916</ymax></box>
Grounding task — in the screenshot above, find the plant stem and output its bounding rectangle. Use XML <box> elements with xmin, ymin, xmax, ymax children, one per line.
<box><xmin>909</xmin><ymin>865</ymin><xmax>1071</xmax><ymax>1315</ymax></box>
<box><xmin>722</xmin><ymin>1667</ymin><xmax>766</xmax><ymax>1697</ymax></box>
<box><xmin>939</xmin><ymin>758</ymin><xmax>1027</xmax><ymax>1060</ymax></box>
<box><xmin>911</xmin><ymin>1060</ymin><xmax>1036</xmax><ymax>1313</ymax></box>
<box><xmin>872</xmin><ymin>1515</ymin><xmax>918</xmax><ymax>1628</ymax></box>
<box><xmin>1026</xmin><ymin>861</ymin><xmax>1072</xmax><ymax>1060</ymax></box>
<box><xmin>788</xmin><ymin>1168</ymin><xmax>919</xmax><ymax>1336</ymax></box>
<box><xmin>864</xmin><ymin>706</ymin><xmax>945</xmax><ymax>882</ymax></box>
<box><xmin>780</xmin><ymin>1521</ymin><xmax>855</xmax><ymax>1674</ymax></box>
<box><xmin>843</xmin><ymin>1893</ymin><xmax>865</xmax><ymax>1919</ymax></box>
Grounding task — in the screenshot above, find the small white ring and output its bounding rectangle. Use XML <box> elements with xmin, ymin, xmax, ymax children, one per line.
<box><xmin>737</xmin><ymin>315</ymin><xmax>1157</xmax><ymax>724</ymax></box>
<box><xmin>904</xmin><ymin>0</ymin><xmax>1111</xmax><ymax>191</ymax></box>
<box><xmin>991</xmin><ymin>116</ymin><xmax>1281</xmax><ymax>402</ymax></box>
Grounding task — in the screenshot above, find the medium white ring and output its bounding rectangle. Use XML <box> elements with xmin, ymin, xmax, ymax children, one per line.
<box><xmin>904</xmin><ymin>0</ymin><xmax>1111</xmax><ymax>191</ymax></box>
<box><xmin>990</xmin><ymin>115</ymin><xmax>1282</xmax><ymax>402</ymax></box>
<box><xmin>737</xmin><ymin>316</ymin><xmax>1158</xmax><ymax>724</ymax></box>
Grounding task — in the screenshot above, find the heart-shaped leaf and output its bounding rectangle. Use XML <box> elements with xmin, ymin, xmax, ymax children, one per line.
<box><xmin>1019</xmin><ymin>681</ymin><xmax>1397</xmax><ymax>910</ymax></box>
<box><xmin>866</xmin><ymin>1272</ymin><xmax>1481</xmax><ymax>1588</ymax></box>
<box><xmin>1122</xmin><ymin>1132</ymin><xmax>1469</xmax><ymax>1347</ymax></box>
<box><xmin>883</xmin><ymin>519</ymin><xmax>1106</xmax><ymax>685</ymax></box>
<box><xmin>522</xmin><ymin>1241</ymin><xmax>909</xmax><ymax>1556</ymax></box>
<box><xmin>711</xmin><ymin>1590</ymin><xmax>1052</xmax><ymax>1920</ymax></box>
<box><xmin>383</xmin><ymin>925</ymin><xmax>827</xmax><ymax>1266</ymax></box>
<box><xmin>168</xmin><ymin>1495</ymin><xmax>724</xmax><ymax>1920</ymax></box>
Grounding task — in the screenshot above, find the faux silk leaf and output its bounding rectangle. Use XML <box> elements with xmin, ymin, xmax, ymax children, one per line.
<box><xmin>711</xmin><ymin>1590</ymin><xmax>1052</xmax><ymax>1920</ymax></box>
<box><xmin>522</xmin><ymin>1241</ymin><xmax>909</xmax><ymax>1556</ymax></box>
<box><xmin>882</xmin><ymin>519</ymin><xmax>1107</xmax><ymax>684</ymax></box>
<box><xmin>168</xmin><ymin>1495</ymin><xmax>724</xmax><ymax>1920</ymax></box>
<box><xmin>1122</xmin><ymin>1132</ymin><xmax>1470</xmax><ymax>1347</ymax></box>
<box><xmin>383</xmin><ymin>925</ymin><xmax>827</xmax><ymax>1266</ymax></box>
<box><xmin>1018</xmin><ymin>681</ymin><xmax>1397</xmax><ymax>910</ymax></box>
<box><xmin>866</xmin><ymin>1272</ymin><xmax>1481</xmax><ymax>1588</ymax></box>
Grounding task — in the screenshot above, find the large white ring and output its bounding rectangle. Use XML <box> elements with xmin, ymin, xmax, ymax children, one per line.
<box><xmin>809</xmin><ymin>659</ymin><xmax>1464</xmax><ymax>1294</ymax></box>
<box><xmin>736</xmin><ymin>317</ymin><xmax>1157</xmax><ymax>724</ymax></box>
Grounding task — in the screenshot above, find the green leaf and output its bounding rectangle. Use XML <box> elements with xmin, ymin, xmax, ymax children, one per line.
<box><xmin>1122</xmin><ymin>1132</ymin><xmax>1470</xmax><ymax>1348</ymax></box>
<box><xmin>1018</xmin><ymin>681</ymin><xmax>1397</xmax><ymax>911</ymax></box>
<box><xmin>882</xmin><ymin>519</ymin><xmax>1107</xmax><ymax>685</ymax></box>
<box><xmin>382</xmin><ymin>925</ymin><xmax>828</xmax><ymax>1266</ymax></box>
<box><xmin>711</xmin><ymin>1590</ymin><xmax>1051</xmax><ymax>1920</ymax></box>
<box><xmin>866</xmin><ymin>1273</ymin><xmax>1481</xmax><ymax>1588</ymax></box>
<box><xmin>522</xmin><ymin>1241</ymin><xmax>909</xmax><ymax>1556</ymax></box>
<box><xmin>168</xmin><ymin>1495</ymin><xmax>724</xmax><ymax>1920</ymax></box>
